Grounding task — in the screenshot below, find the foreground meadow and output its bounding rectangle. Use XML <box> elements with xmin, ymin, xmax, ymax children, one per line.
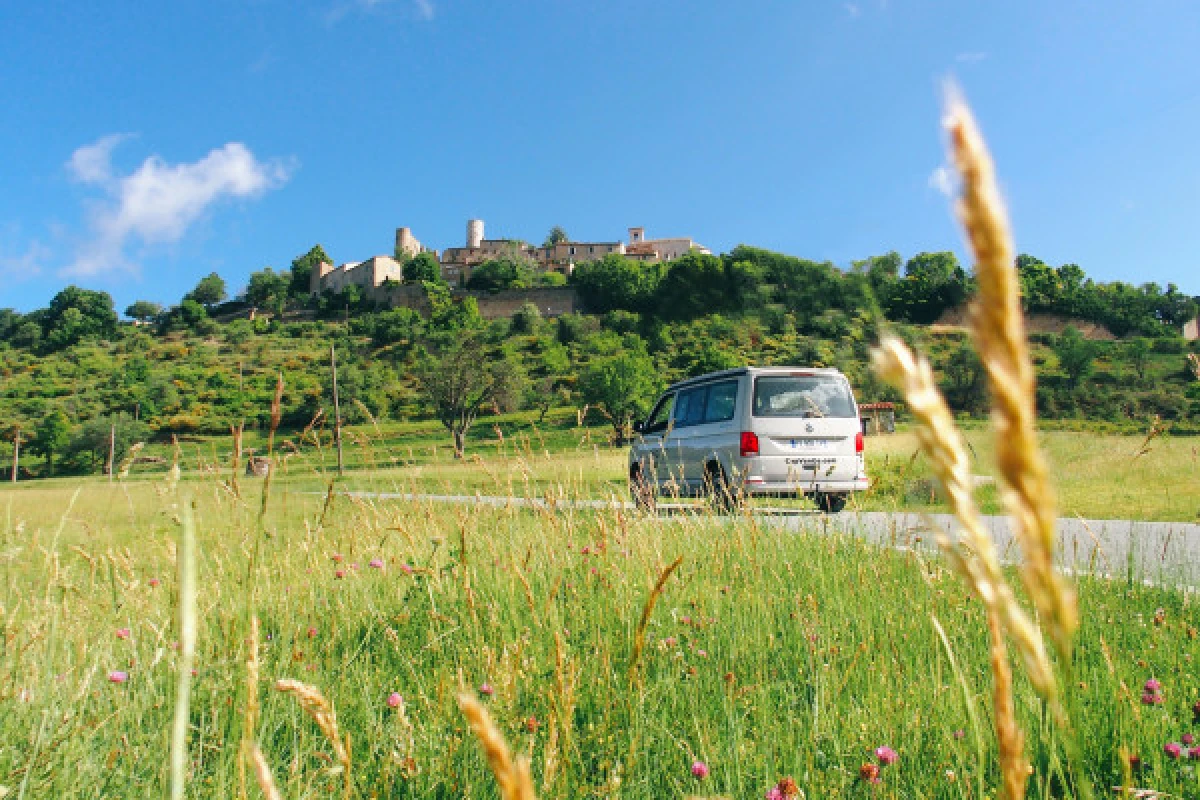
<box><xmin>1</xmin><ymin>477</ymin><xmax>1197</xmax><ymax>798</ymax></box>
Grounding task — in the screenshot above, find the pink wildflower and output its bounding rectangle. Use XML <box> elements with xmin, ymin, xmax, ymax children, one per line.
<box><xmin>1165</xmin><ymin>742</ymin><xmax>1183</xmax><ymax>759</ymax></box>
<box><xmin>306</xmin><ymin>626</ymin><xmax>317</xmax><ymax>638</ymax></box>
<box><xmin>1182</xmin><ymin>733</ymin><xmax>1195</xmax><ymax>746</ymax></box>
<box><xmin>108</xmin><ymin>670</ymin><xmax>128</xmax><ymax>684</ymax></box>
<box><xmin>387</xmin><ymin>692</ymin><xmax>403</xmax><ymax>708</ymax></box>
<box><xmin>765</xmin><ymin>789</ymin><xmax>784</xmax><ymax>800</ymax></box>
<box><xmin>369</xmin><ymin>559</ymin><xmax>384</xmax><ymax>569</ymax></box>
<box><xmin>148</xmin><ymin>578</ymin><xmax>160</xmax><ymax>588</ymax></box>
<box><xmin>1141</xmin><ymin>692</ymin><xmax>1164</xmax><ymax>706</ymax></box>
<box><xmin>331</xmin><ymin>553</ymin><xmax>344</xmax><ymax>562</ymax></box>
<box><xmin>953</xmin><ymin>729</ymin><xmax>966</xmax><ymax>740</ymax></box>
<box><xmin>1189</xmin><ymin>747</ymin><xmax>1200</xmax><ymax>760</ymax></box>
<box><xmin>400</xmin><ymin>563</ymin><xmax>414</xmax><ymax>575</ymax></box>
<box><xmin>479</xmin><ymin>682</ymin><xmax>494</xmax><ymax>696</ymax></box>
<box><xmin>1144</xmin><ymin>678</ymin><xmax>1162</xmax><ymax>693</ymax></box>
<box><xmin>875</xmin><ymin>746</ymin><xmax>899</xmax><ymax>765</ymax></box>
<box><xmin>115</xmin><ymin>628</ymin><xmax>131</xmax><ymax>640</ymax></box>
<box><xmin>335</xmin><ymin>569</ymin><xmax>345</xmax><ymax>579</ymax></box>
<box><xmin>691</xmin><ymin>761</ymin><xmax>709</xmax><ymax>779</ymax></box>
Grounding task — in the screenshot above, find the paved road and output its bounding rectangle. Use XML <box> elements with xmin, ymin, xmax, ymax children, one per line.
<box><xmin>340</xmin><ymin>491</ymin><xmax>1200</xmax><ymax>587</ymax></box>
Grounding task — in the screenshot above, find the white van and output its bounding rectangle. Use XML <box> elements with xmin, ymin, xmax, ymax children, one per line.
<box><xmin>628</xmin><ymin>366</ymin><xmax>868</xmax><ymax>512</ymax></box>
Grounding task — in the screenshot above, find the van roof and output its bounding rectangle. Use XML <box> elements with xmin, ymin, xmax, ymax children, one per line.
<box><xmin>665</xmin><ymin>366</ymin><xmax>845</xmax><ymax>393</ymax></box>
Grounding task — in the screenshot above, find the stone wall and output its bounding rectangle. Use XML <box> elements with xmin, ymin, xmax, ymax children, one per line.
<box><xmin>370</xmin><ymin>285</ymin><xmax>578</xmax><ymax>319</ymax></box>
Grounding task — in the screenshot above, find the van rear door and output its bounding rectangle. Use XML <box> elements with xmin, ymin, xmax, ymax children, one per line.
<box><xmin>750</xmin><ymin>373</ymin><xmax>860</xmax><ymax>487</ymax></box>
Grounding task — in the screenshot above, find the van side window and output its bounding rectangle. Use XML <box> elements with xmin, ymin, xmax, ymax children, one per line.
<box><xmin>703</xmin><ymin>380</ymin><xmax>738</xmax><ymax>423</ymax></box>
<box><xmin>673</xmin><ymin>386</ymin><xmax>708</xmax><ymax>428</ymax></box>
<box><xmin>642</xmin><ymin>394</ymin><xmax>674</xmax><ymax>433</ymax></box>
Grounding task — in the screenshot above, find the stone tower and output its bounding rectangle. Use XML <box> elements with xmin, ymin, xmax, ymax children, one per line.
<box><xmin>467</xmin><ymin>219</ymin><xmax>484</xmax><ymax>249</ymax></box>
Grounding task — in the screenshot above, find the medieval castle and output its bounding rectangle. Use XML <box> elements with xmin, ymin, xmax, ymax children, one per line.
<box><xmin>309</xmin><ymin>219</ymin><xmax>709</xmax><ymax>298</ymax></box>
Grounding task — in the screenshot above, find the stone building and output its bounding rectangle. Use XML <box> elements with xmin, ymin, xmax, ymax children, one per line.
<box><xmin>310</xmin><ymin>255</ymin><xmax>405</xmax><ymax>295</ymax></box>
<box><xmin>310</xmin><ymin>218</ymin><xmax>710</xmax><ymax>297</ymax></box>
<box><xmin>624</xmin><ymin>226</ymin><xmax>711</xmax><ymax>262</ymax></box>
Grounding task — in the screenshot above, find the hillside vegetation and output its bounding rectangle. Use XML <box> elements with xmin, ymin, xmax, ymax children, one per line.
<box><xmin>2</xmin><ymin>244</ymin><xmax>1198</xmax><ymax>478</ymax></box>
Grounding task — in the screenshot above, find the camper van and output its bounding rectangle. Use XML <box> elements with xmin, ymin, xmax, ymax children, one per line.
<box><xmin>629</xmin><ymin>366</ymin><xmax>868</xmax><ymax>512</ymax></box>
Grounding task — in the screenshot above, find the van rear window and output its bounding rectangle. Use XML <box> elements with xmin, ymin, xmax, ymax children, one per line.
<box><xmin>752</xmin><ymin>375</ymin><xmax>856</xmax><ymax>418</ymax></box>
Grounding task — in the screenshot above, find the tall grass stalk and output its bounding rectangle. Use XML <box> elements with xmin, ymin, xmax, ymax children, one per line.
<box><xmin>169</xmin><ymin>499</ymin><xmax>197</xmax><ymax>800</ymax></box>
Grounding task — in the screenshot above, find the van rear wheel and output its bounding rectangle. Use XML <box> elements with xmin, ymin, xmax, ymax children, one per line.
<box><xmin>815</xmin><ymin>492</ymin><xmax>847</xmax><ymax>514</ymax></box>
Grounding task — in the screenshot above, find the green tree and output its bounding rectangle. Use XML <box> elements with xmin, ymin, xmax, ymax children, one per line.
<box><xmin>63</xmin><ymin>413</ymin><xmax>149</xmax><ymax>475</ymax></box>
<box><xmin>41</xmin><ymin>286</ymin><xmax>118</xmax><ymax>349</ymax></box>
<box><xmin>543</xmin><ymin>226</ymin><xmax>569</xmax><ymax>247</ymax></box>
<box><xmin>578</xmin><ymin>351</ymin><xmax>661</xmax><ymax>444</ymax></box>
<box><xmin>1125</xmin><ymin>337</ymin><xmax>1152</xmax><ymax>383</ymax></box>
<box><xmin>425</xmin><ymin>281</ymin><xmax>482</xmax><ymax>332</ymax></box>
<box><xmin>465</xmin><ymin>258</ymin><xmax>533</xmax><ymax>291</ymax></box>
<box><xmin>403</xmin><ymin>252</ymin><xmax>443</xmax><ymax>284</ymax></box>
<box><xmin>186</xmin><ymin>272</ymin><xmax>227</xmax><ymax>309</ymax></box>
<box><xmin>1054</xmin><ymin>326</ymin><xmax>1097</xmax><ymax>389</ymax></box>
<box><xmin>290</xmin><ymin>245</ymin><xmax>332</xmax><ymax>299</ymax></box>
<box><xmin>571</xmin><ymin>254</ymin><xmax>662</xmax><ymax>314</ymax></box>
<box><xmin>30</xmin><ymin>410</ymin><xmax>71</xmax><ymax>476</ymax></box>
<box><xmin>124</xmin><ymin>300</ymin><xmax>163</xmax><ymax>322</ymax></box>
<box><xmin>509</xmin><ymin>301</ymin><xmax>541</xmax><ymax>335</ymax></box>
<box><xmin>415</xmin><ymin>334</ymin><xmax>526</xmax><ymax>457</ymax></box>
<box><xmin>245</xmin><ymin>268</ymin><xmax>289</xmax><ymax>314</ymax></box>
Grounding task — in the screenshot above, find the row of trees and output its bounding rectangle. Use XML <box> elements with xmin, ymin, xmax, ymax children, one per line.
<box><xmin>569</xmin><ymin>247</ymin><xmax>1197</xmax><ymax>336</ymax></box>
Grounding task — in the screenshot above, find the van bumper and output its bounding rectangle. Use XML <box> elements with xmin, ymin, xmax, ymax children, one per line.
<box><xmin>739</xmin><ymin>477</ymin><xmax>869</xmax><ymax>495</ymax></box>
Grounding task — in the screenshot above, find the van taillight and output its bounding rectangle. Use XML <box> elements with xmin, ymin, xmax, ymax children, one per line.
<box><xmin>740</xmin><ymin>431</ymin><xmax>759</xmax><ymax>457</ymax></box>
<box><xmin>855</xmin><ymin>431</ymin><xmax>864</xmax><ymax>453</ymax></box>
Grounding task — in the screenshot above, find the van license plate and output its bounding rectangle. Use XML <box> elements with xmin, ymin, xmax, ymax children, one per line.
<box><xmin>789</xmin><ymin>438</ymin><xmax>831</xmax><ymax>450</ymax></box>
<box><xmin>786</xmin><ymin>457</ymin><xmax>834</xmax><ymax>467</ymax></box>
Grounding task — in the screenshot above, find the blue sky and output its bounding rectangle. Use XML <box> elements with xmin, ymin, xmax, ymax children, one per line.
<box><xmin>3</xmin><ymin>0</ymin><xmax>1200</xmax><ymax>314</ymax></box>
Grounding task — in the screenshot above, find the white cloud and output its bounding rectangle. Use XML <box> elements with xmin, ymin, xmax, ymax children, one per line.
<box><xmin>414</xmin><ymin>0</ymin><xmax>434</xmax><ymax>20</ymax></box>
<box><xmin>844</xmin><ymin>2</ymin><xmax>861</xmax><ymax>16</ymax></box>
<box><xmin>955</xmin><ymin>51</ymin><xmax>988</xmax><ymax>64</ymax></box>
<box><xmin>68</xmin><ymin>133</ymin><xmax>135</xmax><ymax>185</ymax></box>
<box><xmin>62</xmin><ymin>136</ymin><xmax>292</xmax><ymax>277</ymax></box>
<box><xmin>927</xmin><ymin>165</ymin><xmax>955</xmax><ymax>197</ymax></box>
<box><xmin>0</xmin><ymin>236</ymin><xmax>50</xmax><ymax>280</ymax></box>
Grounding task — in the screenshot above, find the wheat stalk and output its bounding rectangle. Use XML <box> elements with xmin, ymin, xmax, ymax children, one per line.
<box><xmin>945</xmin><ymin>89</ymin><xmax>1078</xmax><ymax>661</ymax></box>
<box><xmin>274</xmin><ymin>679</ymin><xmax>352</xmax><ymax>799</ymax></box>
<box><xmin>457</xmin><ymin>691</ymin><xmax>538</xmax><ymax>800</ymax></box>
<box><xmin>238</xmin><ymin>615</ymin><xmax>262</xmax><ymax>800</ymax></box>
<box><xmin>872</xmin><ymin>340</ymin><xmax>1056</xmax><ymax>702</ymax></box>
<box><xmin>627</xmin><ymin>556</ymin><xmax>683</xmax><ymax>685</ymax></box>
<box><xmin>988</xmin><ymin>612</ymin><xmax>1028</xmax><ymax>800</ymax></box>
<box><xmin>248</xmin><ymin>743</ymin><xmax>282</xmax><ymax>800</ymax></box>
<box><xmin>168</xmin><ymin>501</ymin><xmax>197</xmax><ymax>800</ymax></box>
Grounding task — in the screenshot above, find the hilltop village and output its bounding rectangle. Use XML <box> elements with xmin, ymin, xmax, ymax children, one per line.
<box><xmin>309</xmin><ymin>220</ymin><xmax>709</xmax><ymax>299</ymax></box>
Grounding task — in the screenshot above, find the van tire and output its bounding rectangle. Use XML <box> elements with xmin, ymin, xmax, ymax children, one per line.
<box><xmin>815</xmin><ymin>492</ymin><xmax>847</xmax><ymax>514</ymax></box>
<box><xmin>705</xmin><ymin>462</ymin><xmax>741</xmax><ymax>514</ymax></box>
<box><xmin>630</xmin><ymin>465</ymin><xmax>656</xmax><ymax>513</ymax></box>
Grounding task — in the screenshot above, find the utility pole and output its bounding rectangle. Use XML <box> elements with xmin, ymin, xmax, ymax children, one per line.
<box><xmin>331</xmin><ymin>345</ymin><xmax>344</xmax><ymax>476</ymax></box>
<box><xmin>10</xmin><ymin>427</ymin><xmax>19</xmax><ymax>483</ymax></box>
<box><xmin>106</xmin><ymin>423</ymin><xmax>116</xmax><ymax>481</ymax></box>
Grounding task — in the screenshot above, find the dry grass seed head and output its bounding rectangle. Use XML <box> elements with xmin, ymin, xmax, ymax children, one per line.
<box><xmin>457</xmin><ymin>691</ymin><xmax>537</xmax><ymax>800</ymax></box>
<box><xmin>944</xmin><ymin>90</ymin><xmax>1078</xmax><ymax>659</ymax></box>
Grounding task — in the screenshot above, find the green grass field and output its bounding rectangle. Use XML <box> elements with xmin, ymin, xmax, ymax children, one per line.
<box><xmin>67</xmin><ymin>410</ymin><xmax>1200</xmax><ymax>523</ymax></box>
<box><xmin>1</xmin><ymin>459</ymin><xmax>1198</xmax><ymax>798</ymax></box>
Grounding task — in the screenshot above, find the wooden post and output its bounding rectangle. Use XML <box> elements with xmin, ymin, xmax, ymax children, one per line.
<box><xmin>10</xmin><ymin>427</ymin><xmax>19</xmax><ymax>483</ymax></box>
<box><xmin>331</xmin><ymin>345</ymin><xmax>344</xmax><ymax>476</ymax></box>
<box><xmin>107</xmin><ymin>423</ymin><xmax>116</xmax><ymax>481</ymax></box>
